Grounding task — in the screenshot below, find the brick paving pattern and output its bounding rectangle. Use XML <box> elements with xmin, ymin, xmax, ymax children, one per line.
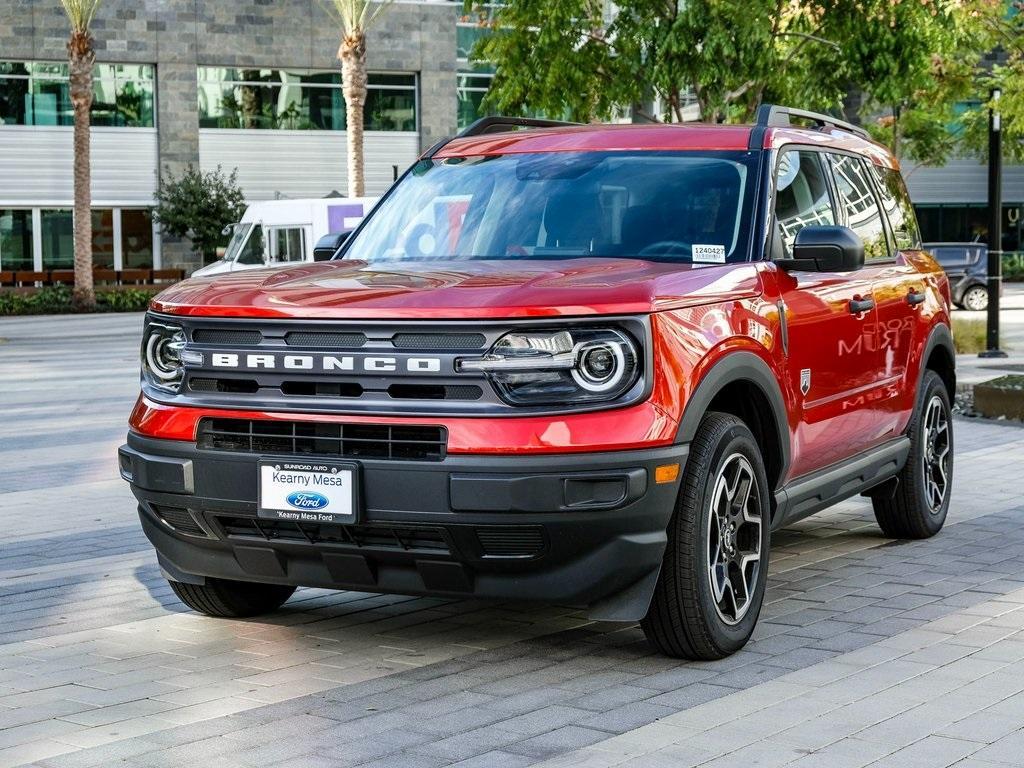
<box><xmin>3</xmin><ymin>314</ymin><xmax>1024</xmax><ymax>768</ymax></box>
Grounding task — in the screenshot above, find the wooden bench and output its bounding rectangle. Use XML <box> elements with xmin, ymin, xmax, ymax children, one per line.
<box><xmin>152</xmin><ymin>268</ymin><xmax>185</xmax><ymax>283</ymax></box>
<box><xmin>0</xmin><ymin>271</ymin><xmax>14</xmax><ymax>287</ymax></box>
<box><xmin>15</xmin><ymin>270</ymin><xmax>48</xmax><ymax>287</ymax></box>
<box><xmin>119</xmin><ymin>269</ymin><xmax>151</xmax><ymax>285</ymax></box>
<box><xmin>49</xmin><ymin>270</ymin><xmax>75</xmax><ymax>285</ymax></box>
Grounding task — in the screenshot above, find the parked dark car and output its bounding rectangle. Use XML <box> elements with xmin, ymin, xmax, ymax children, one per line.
<box><xmin>924</xmin><ymin>242</ymin><xmax>991</xmax><ymax>311</ymax></box>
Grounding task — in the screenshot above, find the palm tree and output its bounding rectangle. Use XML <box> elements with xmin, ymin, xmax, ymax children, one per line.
<box><xmin>61</xmin><ymin>0</ymin><xmax>101</xmax><ymax>310</ymax></box>
<box><xmin>326</xmin><ymin>0</ymin><xmax>395</xmax><ymax>197</ymax></box>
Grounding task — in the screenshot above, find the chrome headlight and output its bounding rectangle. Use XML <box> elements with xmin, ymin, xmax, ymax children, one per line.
<box><xmin>457</xmin><ymin>328</ymin><xmax>640</xmax><ymax>406</ymax></box>
<box><xmin>142</xmin><ymin>321</ymin><xmax>187</xmax><ymax>392</ymax></box>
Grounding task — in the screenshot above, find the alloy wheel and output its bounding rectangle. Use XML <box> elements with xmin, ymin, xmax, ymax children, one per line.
<box><xmin>706</xmin><ymin>453</ymin><xmax>762</xmax><ymax>626</ymax></box>
<box><xmin>963</xmin><ymin>287</ymin><xmax>988</xmax><ymax>312</ymax></box>
<box><xmin>921</xmin><ymin>395</ymin><xmax>951</xmax><ymax>514</ymax></box>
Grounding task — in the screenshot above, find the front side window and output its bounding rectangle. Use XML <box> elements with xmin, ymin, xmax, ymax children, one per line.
<box><xmin>774</xmin><ymin>150</ymin><xmax>835</xmax><ymax>257</ymax></box>
<box><xmin>871</xmin><ymin>165</ymin><xmax>922</xmax><ymax>250</ymax></box>
<box><xmin>830</xmin><ymin>154</ymin><xmax>890</xmax><ymax>261</ymax></box>
<box><xmin>344</xmin><ymin>151</ymin><xmax>757</xmax><ymax>264</ymax></box>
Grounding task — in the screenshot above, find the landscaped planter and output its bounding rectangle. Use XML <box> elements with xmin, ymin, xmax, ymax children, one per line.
<box><xmin>974</xmin><ymin>375</ymin><xmax>1024</xmax><ymax>421</ymax></box>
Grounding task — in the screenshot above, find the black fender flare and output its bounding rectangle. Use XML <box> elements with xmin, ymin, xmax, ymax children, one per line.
<box><xmin>917</xmin><ymin>322</ymin><xmax>956</xmax><ymax>400</ymax></box>
<box><xmin>674</xmin><ymin>351</ymin><xmax>791</xmax><ymax>491</ymax></box>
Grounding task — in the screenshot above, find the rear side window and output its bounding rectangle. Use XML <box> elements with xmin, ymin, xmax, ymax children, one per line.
<box><xmin>269</xmin><ymin>227</ymin><xmax>306</xmax><ymax>263</ymax></box>
<box><xmin>774</xmin><ymin>150</ymin><xmax>835</xmax><ymax>257</ymax></box>
<box><xmin>829</xmin><ymin>154</ymin><xmax>890</xmax><ymax>261</ymax></box>
<box><xmin>871</xmin><ymin>165</ymin><xmax>921</xmax><ymax>250</ymax></box>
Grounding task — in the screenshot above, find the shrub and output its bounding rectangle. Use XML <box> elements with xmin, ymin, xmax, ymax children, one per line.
<box><xmin>0</xmin><ymin>286</ymin><xmax>157</xmax><ymax>316</ymax></box>
<box><xmin>953</xmin><ymin>317</ymin><xmax>1009</xmax><ymax>354</ymax></box>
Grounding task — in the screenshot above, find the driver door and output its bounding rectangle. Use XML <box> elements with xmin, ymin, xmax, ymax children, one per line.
<box><xmin>769</xmin><ymin>149</ymin><xmax>883</xmax><ymax>479</ymax></box>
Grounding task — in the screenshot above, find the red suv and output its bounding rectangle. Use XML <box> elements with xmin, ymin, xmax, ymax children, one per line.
<box><xmin>119</xmin><ymin>106</ymin><xmax>955</xmax><ymax>659</ymax></box>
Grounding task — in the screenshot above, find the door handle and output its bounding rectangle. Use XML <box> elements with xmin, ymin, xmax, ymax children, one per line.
<box><xmin>907</xmin><ymin>289</ymin><xmax>927</xmax><ymax>307</ymax></box>
<box><xmin>848</xmin><ymin>297</ymin><xmax>875</xmax><ymax>314</ymax></box>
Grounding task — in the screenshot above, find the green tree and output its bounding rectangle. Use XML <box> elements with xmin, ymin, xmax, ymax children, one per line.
<box><xmin>153</xmin><ymin>166</ymin><xmax>247</xmax><ymax>264</ymax></box>
<box><xmin>60</xmin><ymin>0</ymin><xmax>102</xmax><ymax>311</ymax></box>
<box><xmin>469</xmin><ymin>0</ymin><xmax>1003</xmax><ymax>151</ymax></box>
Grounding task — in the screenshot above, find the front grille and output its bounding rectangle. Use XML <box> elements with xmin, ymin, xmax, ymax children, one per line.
<box><xmin>216</xmin><ymin>516</ymin><xmax>450</xmax><ymax>553</ymax></box>
<box><xmin>153</xmin><ymin>505</ymin><xmax>208</xmax><ymax>537</ymax></box>
<box><xmin>189</xmin><ymin>378</ymin><xmax>259</xmax><ymax>394</ymax></box>
<box><xmin>391</xmin><ymin>333</ymin><xmax>486</xmax><ymax>350</ymax></box>
<box><xmin>197</xmin><ymin>418</ymin><xmax>447</xmax><ymax>461</ymax></box>
<box><xmin>285</xmin><ymin>331</ymin><xmax>367</xmax><ymax>348</ymax></box>
<box><xmin>476</xmin><ymin>526</ymin><xmax>546</xmax><ymax>558</ymax></box>
<box><xmin>387</xmin><ymin>384</ymin><xmax>482</xmax><ymax>401</ymax></box>
<box><xmin>192</xmin><ymin>329</ymin><xmax>262</xmax><ymax>346</ymax></box>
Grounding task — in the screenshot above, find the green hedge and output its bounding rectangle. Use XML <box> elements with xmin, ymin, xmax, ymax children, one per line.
<box><xmin>0</xmin><ymin>286</ymin><xmax>157</xmax><ymax>316</ymax></box>
<box><xmin>1005</xmin><ymin>252</ymin><xmax>1024</xmax><ymax>282</ymax></box>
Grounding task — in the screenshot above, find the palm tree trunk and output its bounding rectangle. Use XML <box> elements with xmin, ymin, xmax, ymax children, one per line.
<box><xmin>68</xmin><ymin>31</ymin><xmax>95</xmax><ymax>310</ymax></box>
<box><xmin>340</xmin><ymin>32</ymin><xmax>367</xmax><ymax>198</ymax></box>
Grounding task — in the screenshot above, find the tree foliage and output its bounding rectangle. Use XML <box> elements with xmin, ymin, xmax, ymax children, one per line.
<box><xmin>153</xmin><ymin>166</ymin><xmax>246</xmax><ymax>262</ymax></box>
<box><xmin>469</xmin><ymin>0</ymin><xmax>1013</xmax><ymax>164</ymax></box>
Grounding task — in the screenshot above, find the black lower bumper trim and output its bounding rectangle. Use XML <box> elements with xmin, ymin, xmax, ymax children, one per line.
<box><xmin>122</xmin><ymin>432</ymin><xmax>687</xmax><ymax>620</ymax></box>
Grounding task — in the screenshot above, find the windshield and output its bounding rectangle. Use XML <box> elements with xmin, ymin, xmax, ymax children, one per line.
<box><xmin>223</xmin><ymin>223</ymin><xmax>252</xmax><ymax>262</ymax></box>
<box><xmin>344</xmin><ymin>151</ymin><xmax>758</xmax><ymax>264</ymax></box>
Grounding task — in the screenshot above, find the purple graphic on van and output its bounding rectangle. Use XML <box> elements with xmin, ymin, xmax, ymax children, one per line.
<box><xmin>327</xmin><ymin>204</ymin><xmax>367</xmax><ymax>234</ymax></box>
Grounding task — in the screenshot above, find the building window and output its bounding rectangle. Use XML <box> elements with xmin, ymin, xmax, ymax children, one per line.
<box><xmin>197</xmin><ymin>68</ymin><xmax>417</xmax><ymax>132</ymax></box>
<box><xmin>92</xmin><ymin>208</ymin><xmax>115</xmax><ymax>269</ymax></box>
<box><xmin>914</xmin><ymin>203</ymin><xmax>1022</xmax><ymax>254</ymax></box>
<box><xmin>122</xmin><ymin>209</ymin><xmax>155</xmax><ymax>269</ymax></box>
<box><xmin>0</xmin><ymin>61</ymin><xmax>155</xmax><ymax>128</ymax></box>
<box><xmin>0</xmin><ymin>209</ymin><xmax>33</xmax><ymax>271</ymax></box>
<box><xmin>457</xmin><ymin>72</ymin><xmax>494</xmax><ymax>130</ymax></box>
<box><xmin>41</xmin><ymin>209</ymin><xmax>73</xmax><ymax>269</ymax></box>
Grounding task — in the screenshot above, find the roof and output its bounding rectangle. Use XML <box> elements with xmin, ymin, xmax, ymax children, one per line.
<box><xmin>434</xmin><ymin>122</ymin><xmax>898</xmax><ymax>170</ymax></box>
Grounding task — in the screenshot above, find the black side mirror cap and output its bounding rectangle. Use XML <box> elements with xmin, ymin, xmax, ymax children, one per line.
<box><xmin>780</xmin><ymin>225</ymin><xmax>865</xmax><ymax>273</ymax></box>
<box><xmin>312</xmin><ymin>231</ymin><xmax>350</xmax><ymax>262</ymax></box>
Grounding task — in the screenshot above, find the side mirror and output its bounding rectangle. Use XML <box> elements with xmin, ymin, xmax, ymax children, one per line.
<box><xmin>312</xmin><ymin>231</ymin><xmax>350</xmax><ymax>262</ymax></box>
<box><xmin>780</xmin><ymin>226</ymin><xmax>864</xmax><ymax>273</ymax></box>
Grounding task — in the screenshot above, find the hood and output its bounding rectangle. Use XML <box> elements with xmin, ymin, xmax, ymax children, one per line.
<box><xmin>151</xmin><ymin>259</ymin><xmax>764</xmax><ymax>319</ymax></box>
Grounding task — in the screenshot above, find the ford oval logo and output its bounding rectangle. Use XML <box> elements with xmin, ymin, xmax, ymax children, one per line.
<box><xmin>286</xmin><ymin>491</ymin><xmax>330</xmax><ymax>511</ymax></box>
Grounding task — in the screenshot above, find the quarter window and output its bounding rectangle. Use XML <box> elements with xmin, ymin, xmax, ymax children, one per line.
<box><xmin>829</xmin><ymin>154</ymin><xmax>890</xmax><ymax>261</ymax></box>
<box><xmin>871</xmin><ymin>165</ymin><xmax>922</xmax><ymax>250</ymax></box>
<box><xmin>774</xmin><ymin>150</ymin><xmax>835</xmax><ymax>257</ymax></box>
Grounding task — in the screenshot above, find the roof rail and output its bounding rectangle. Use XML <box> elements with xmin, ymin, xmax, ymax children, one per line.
<box><xmin>456</xmin><ymin>116</ymin><xmax>583</xmax><ymax>139</ymax></box>
<box><xmin>755</xmin><ymin>104</ymin><xmax>870</xmax><ymax>140</ymax></box>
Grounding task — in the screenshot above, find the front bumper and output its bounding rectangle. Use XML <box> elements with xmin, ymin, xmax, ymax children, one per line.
<box><xmin>120</xmin><ymin>432</ymin><xmax>686</xmax><ymax>621</ymax></box>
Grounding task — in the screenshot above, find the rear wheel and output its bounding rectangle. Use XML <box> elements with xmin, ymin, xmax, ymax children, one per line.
<box><xmin>962</xmin><ymin>285</ymin><xmax>988</xmax><ymax>311</ymax></box>
<box><xmin>641</xmin><ymin>412</ymin><xmax>770</xmax><ymax>660</ymax></box>
<box><xmin>169</xmin><ymin>578</ymin><xmax>296</xmax><ymax>618</ymax></box>
<box><xmin>872</xmin><ymin>370</ymin><xmax>953</xmax><ymax>539</ymax></box>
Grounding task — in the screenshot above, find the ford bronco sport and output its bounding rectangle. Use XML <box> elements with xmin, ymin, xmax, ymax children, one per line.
<box><xmin>119</xmin><ymin>105</ymin><xmax>955</xmax><ymax>660</ymax></box>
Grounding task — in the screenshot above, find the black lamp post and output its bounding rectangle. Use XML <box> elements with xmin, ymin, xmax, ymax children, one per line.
<box><xmin>980</xmin><ymin>86</ymin><xmax>1006</xmax><ymax>358</ymax></box>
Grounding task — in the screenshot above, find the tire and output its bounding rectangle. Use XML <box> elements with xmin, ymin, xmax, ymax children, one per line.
<box><xmin>168</xmin><ymin>578</ymin><xmax>296</xmax><ymax>618</ymax></box>
<box><xmin>641</xmin><ymin>412</ymin><xmax>771</xmax><ymax>660</ymax></box>
<box><xmin>872</xmin><ymin>370</ymin><xmax>953</xmax><ymax>539</ymax></box>
<box><xmin>961</xmin><ymin>285</ymin><xmax>988</xmax><ymax>312</ymax></box>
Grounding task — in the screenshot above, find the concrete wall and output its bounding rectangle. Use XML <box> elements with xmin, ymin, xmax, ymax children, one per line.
<box><xmin>0</xmin><ymin>0</ymin><xmax>459</xmax><ymax>269</ymax></box>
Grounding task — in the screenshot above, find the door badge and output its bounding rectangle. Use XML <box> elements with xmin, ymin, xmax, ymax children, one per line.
<box><xmin>800</xmin><ymin>369</ymin><xmax>811</xmax><ymax>396</ymax></box>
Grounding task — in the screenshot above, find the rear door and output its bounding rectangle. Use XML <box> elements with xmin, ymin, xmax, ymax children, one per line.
<box><xmin>769</xmin><ymin>148</ymin><xmax>884</xmax><ymax>478</ymax></box>
<box><xmin>869</xmin><ymin>163</ymin><xmax>933</xmax><ymax>432</ymax></box>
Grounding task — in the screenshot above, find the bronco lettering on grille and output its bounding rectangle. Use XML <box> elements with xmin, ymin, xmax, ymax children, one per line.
<box><xmin>209</xmin><ymin>353</ymin><xmax>443</xmax><ymax>373</ymax></box>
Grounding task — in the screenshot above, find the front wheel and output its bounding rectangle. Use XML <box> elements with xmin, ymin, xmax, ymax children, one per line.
<box><xmin>641</xmin><ymin>412</ymin><xmax>771</xmax><ymax>660</ymax></box>
<box><xmin>169</xmin><ymin>578</ymin><xmax>296</xmax><ymax>618</ymax></box>
<box><xmin>872</xmin><ymin>370</ymin><xmax>953</xmax><ymax>539</ymax></box>
<box><xmin>961</xmin><ymin>285</ymin><xmax>988</xmax><ymax>312</ymax></box>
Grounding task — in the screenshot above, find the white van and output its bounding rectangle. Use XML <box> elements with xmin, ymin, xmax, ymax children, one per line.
<box><xmin>192</xmin><ymin>197</ymin><xmax>378</xmax><ymax>277</ymax></box>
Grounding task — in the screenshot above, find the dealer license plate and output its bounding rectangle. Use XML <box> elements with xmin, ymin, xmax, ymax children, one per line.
<box><xmin>257</xmin><ymin>460</ymin><xmax>357</xmax><ymax>524</ymax></box>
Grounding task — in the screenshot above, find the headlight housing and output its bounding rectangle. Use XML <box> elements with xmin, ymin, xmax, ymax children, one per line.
<box><xmin>458</xmin><ymin>327</ymin><xmax>641</xmax><ymax>406</ymax></box>
<box><xmin>141</xmin><ymin>321</ymin><xmax>187</xmax><ymax>392</ymax></box>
